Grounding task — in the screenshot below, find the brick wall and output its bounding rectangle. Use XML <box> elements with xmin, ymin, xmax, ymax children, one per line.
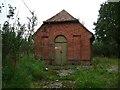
<box><xmin>34</xmin><ymin>22</ymin><xmax>93</xmax><ymax>64</ymax></box>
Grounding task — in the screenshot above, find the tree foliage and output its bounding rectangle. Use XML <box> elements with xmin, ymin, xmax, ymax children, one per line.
<box><xmin>93</xmin><ymin>2</ymin><xmax>120</xmax><ymax>57</ymax></box>
<box><xmin>1</xmin><ymin>3</ymin><xmax>40</xmax><ymax>88</ymax></box>
<box><xmin>2</xmin><ymin>4</ymin><xmax>38</xmax><ymax>67</ymax></box>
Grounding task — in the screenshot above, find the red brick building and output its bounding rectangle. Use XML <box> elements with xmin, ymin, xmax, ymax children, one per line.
<box><xmin>34</xmin><ymin>10</ymin><xmax>94</xmax><ymax>65</ymax></box>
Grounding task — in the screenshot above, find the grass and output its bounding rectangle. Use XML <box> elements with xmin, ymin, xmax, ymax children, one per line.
<box><xmin>75</xmin><ymin>57</ymin><xmax>118</xmax><ymax>88</ymax></box>
<box><xmin>2</xmin><ymin>54</ymin><xmax>47</xmax><ymax>88</ymax></box>
<box><xmin>40</xmin><ymin>57</ymin><xmax>118</xmax><ymax>88</ymax></box>
<box><xmin>3</xmin><ymin>55</ymin><xmax>118</xmax><ymax>88</ymax></box>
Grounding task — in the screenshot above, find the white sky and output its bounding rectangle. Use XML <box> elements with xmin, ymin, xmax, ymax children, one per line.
<box><xmin>0</xmin><ymin>0</ymin><xmax>107</xmax><ymax>33</ymax></box>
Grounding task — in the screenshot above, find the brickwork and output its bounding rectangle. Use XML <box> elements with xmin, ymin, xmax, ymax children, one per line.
<box><xmin>34</xmin><ymin>22</ymin><xmax>93</xmax><ymax>65</ymax></box>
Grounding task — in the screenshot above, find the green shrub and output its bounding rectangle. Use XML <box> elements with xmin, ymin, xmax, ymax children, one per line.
<box><xmin>2</xmin><ymin>55</ymin><xmax>14</xmax><ymax>88</ymax></box>
<box><xmin>2</xmin><ymin>63</ymin><xmax>14</xmax><ymax>82</ymax></box>
<box><xmin>10</xmin><ymin>68</ymin><xmax>33</xmax><ymax>88</ymax></box>
<box><xmin>2</xmin><ymin>65</ymin><xmax>14</xmax><ymax>87</ymax></box>
<box><xmin>31</xmin><ymin>60</ymin><xmax>46</xmax><ymax>80</ymax></box>
<box><xmin>2</xmin><ymin>54</ymin><xmax>47</xmax><ymax>88</ymax></box>
<box><xmin>8</xmin><ymin>55</ymin><xmax>33</xmax><ymax>88</ymax></box>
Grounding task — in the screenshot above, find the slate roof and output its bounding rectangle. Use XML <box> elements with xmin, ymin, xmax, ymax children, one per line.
<box><xmin>43</xmin><ymin>9</ymin><xmax>78</xmax><ymax>23</ymax></box>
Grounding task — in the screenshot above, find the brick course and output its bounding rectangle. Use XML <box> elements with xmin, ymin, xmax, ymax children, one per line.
<box><xmin>34</xmin><ymin>22</ymin><xmax>93</xmax><ymax>65</ymax></box>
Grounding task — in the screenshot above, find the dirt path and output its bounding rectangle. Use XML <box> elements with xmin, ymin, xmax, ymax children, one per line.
<box><xmin>56</xmin><ymin>69</ymin><xmax>76</xmax><ymax>76</ymax></box>
<box><xmin>42</xmin><ymin>80</ymin><xmax>75</xmax><ymax>88</ymax></box>
<box><xmin>43</xmin><ymin>68</ymin><xmax>76</xmax><ymax>88</ymax></box>
<box><xmin>32</xmin><ymin>66</ymin><xmax>77</xmax><ymax>88</ymax></box>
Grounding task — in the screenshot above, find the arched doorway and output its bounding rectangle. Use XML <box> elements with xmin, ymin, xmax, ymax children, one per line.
<box><xmin>55</xmin><ymin>36</ymin><xmax>67</xmax><ymax>65</ymax></box>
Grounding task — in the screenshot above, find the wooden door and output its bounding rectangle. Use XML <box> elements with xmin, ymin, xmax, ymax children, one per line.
<box><xmin>55</xmin><ymin>36</ymin><xmax>67</xmax><ymax>65</ymax></box>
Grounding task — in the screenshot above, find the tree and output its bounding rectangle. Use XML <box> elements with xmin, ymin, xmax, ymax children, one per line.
<box><xmin>26</xmin><ymin>11</ymin><xmax>37</xmax><ymax>55</ymax></box>
<box><xmin>2</xmin><ymin>4</ymin><xmax>17</xmax><ymax>62</ymax></box>
<box><xmin>1</xmin><ymin>2</ymin><xmax>38</xmax><ymax>69</ymax></box>
<box><xmin>93</xmin><ymin>2</ymin><xmax>120</xmax><ymax>57</ymax></box>
<box><xmin>0</xmin><ymin>3</ymin><xmax>4</xmax><ymax>13</ymax></box>
<box><xmin>1</xmin><ymin>3</ymin><xmax>39</xmax><ymax>88</ymax></box>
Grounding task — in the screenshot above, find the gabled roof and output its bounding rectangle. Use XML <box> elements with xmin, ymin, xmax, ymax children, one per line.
<box><xmin>43</xmin><ymin>9</ymin><xmax>78</xmax><ymax>23</ymax></box>
<box><xmin>34</xmin><ymin>9</ymin><xmax>94</xmax><ymax>39</ymax></box>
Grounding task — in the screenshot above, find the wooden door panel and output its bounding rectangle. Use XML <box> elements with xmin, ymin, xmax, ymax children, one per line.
<box><xmin>55</xmin><ymin>36</ymin><xmax>67</xmax><ymax>65</ymax></box>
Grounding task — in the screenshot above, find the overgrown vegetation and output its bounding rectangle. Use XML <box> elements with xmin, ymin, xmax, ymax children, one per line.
<box><xmin>75</xmin><ymin>57</ymin><xmax>118</xmax><ymax>88</ymax></box>
<box><xmin>31</xmin><ymin>57</ymin><xmax>118</xmax><ymax>88</ymax></box>
<box><xmin>1</xmin><ymin>4</ymin><xmax>39</xmax><ymax>88</ymax></box>
<box><xmin>3</xmin><ymin>55</ymin><xmax>118</xmax><ymax>88</ymax></box>
<box><xmin>2</xmin><ymin>54</ymin><xmax>47</xmax><ymax>88</ymax></box>
<box><xmin>1</xmin><ymin>1</ymin><xmax>119</xmax><ymax>88</ymax></box>
<box><xmin>93</xmin><ymin>2</ymin><xmax>120</xmax><ymax>57</ymax></box>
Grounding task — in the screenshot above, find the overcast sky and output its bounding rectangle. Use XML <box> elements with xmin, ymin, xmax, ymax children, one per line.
<box><xmin>0</xmin><ymin>0</ymin><xmax>107</xmax><ymax>33</ymax></box>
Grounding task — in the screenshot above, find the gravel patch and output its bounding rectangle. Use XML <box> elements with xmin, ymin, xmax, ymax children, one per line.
<box><xmin>107</xmin><ymin>66</ymin><xmax>118</xmax><ymax>72</ymax></box>
<box><xmin>42</xmin><ymin>80</ymin><xmax>75</xmax><ymax>88</ymax></box>
<box><xmin>56</xmin><ymin>69</ymin><xmax>76</xmax><ymax>77</ymax></box>
<box><xmin>43</xmin><ymin>81</ymin><xmax>62</xmax><ymax>88</ymax></box>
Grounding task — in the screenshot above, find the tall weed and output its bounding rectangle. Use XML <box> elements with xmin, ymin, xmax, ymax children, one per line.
<box><xmin>2</xmin><ymin>54</ymin><xmax>46</xmax><ymax>88</ymax></box>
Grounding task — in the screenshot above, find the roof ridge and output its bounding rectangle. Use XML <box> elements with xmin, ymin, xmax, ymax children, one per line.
<box><xmin>43</xmin><ymin>9</ymin><xmax>78</xmax><ymax>23</ymax></box>
<box><xmin>61</xmin><ymin>9</ymin><xmax>77</xmax><ymax>19</ymax></box>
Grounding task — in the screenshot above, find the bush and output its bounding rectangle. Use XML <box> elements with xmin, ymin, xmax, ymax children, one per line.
<box><xmin>2</xmin><ymin>54</ymin><xmax>47</xmax><ymax>88</ymax></box>
<box><xmin>2</xmin><ymin>63</ymin><xmax>14</xmax><ymax>87</ymax></box>
<box><xmin>3</xmin><ymin>55</ymin><xmax>33</xmax><ymax>88</ymax></box>
<box><xmin>10</xmin><ymin>68</ymin><xmax>33</xmax><ymax>88</ymax></box>
<box><xmin>31</xmin><ymin>60</ymin><xmax>46</xmax><ymax>80</ymax></box>
<box><xmin>92</xmin><ymin>40</ymin><xmax>118</xmax><ymax>57</ymax></box>
<box><xmin>2</xmin><ymin>56</ymin><xmax>14</xmax><ymax>87</ymax></box>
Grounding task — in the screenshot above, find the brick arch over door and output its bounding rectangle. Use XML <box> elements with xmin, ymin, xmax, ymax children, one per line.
<box><xmin>54</xmin><ymin>35</ymin><xmax>67</xmax><ymax>65</ymax></box>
